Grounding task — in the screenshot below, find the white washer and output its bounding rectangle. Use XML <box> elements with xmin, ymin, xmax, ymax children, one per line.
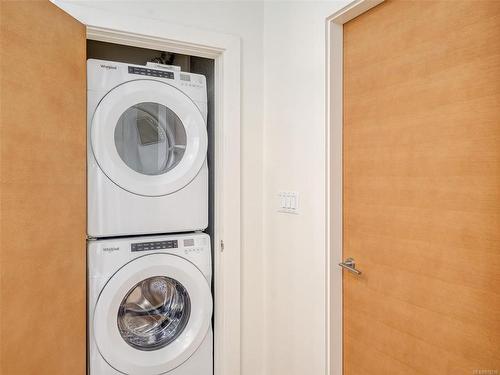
<box><xmin>88</xmin><ymin>232</ymin><xmax>213</xmax><ymax>375</ymax></box>
<box><xmin>87</xmin><ymin>59</ymin><xmax>208</xmax><ymax>237</ymax></box>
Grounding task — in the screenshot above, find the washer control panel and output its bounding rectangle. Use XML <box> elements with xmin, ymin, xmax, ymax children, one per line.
<box><xmin>131</xmin><ymin>240</ymin><xmax>178</xmax><ymax>252</ymax></box>
<box><xmin>128</xmin><ymin>66</ymin><xmax>174</xmax><ymax>79</ymax></box>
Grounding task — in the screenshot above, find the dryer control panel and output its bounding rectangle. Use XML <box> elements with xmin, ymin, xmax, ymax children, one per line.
<box><xmin>131</xmin><ymin>240</ymin><xmax>178</xmax><ymax>252</ymax></box>
<box><xmin>128</xmin><ymin>66</ymin><xmax>174</xmax><ymax>79</ymax></box>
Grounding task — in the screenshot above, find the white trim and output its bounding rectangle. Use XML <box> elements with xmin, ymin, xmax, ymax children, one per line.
<box><xmin>324</xmin><ymin>1</ymin><xmax>383</xmax><ymax>375</ymax></box>
<box><xmin>51</xmin><ymin>2</ymin><xmax>241</xmax><ymax>375</ymax></box>
<box><xmin>328</xmin><ymin>0</ymin><xmax>384</xmax><ymax>25</ymax></box>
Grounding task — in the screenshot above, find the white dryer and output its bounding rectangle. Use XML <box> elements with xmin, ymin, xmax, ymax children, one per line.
<box><xmin>88</xmin><ymin>232</ymin><xmax>213</xmax><ymax>375</ymax></box>
<box><xmin>87</xmin><ymin>59</ymin><xmax>208</xmax><ymax>237</ymax></box>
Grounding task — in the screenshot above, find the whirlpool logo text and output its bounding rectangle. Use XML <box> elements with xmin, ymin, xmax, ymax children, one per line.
<box><xmin>103</xmin><ymin>247</ymin><xmax>119</xmax><ymax>253</ymax></box>
<box><xmin>100</xmin><ymin>64</ymin><xmax>117</xmax><ymax>70</ymax></box>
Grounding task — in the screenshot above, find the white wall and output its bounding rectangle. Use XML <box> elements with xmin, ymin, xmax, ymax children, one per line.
<box><xmin>67</xmin><ymin>1</ymin><xmax>265</xmax><ymax>375</ymax></box>
<box><xmin>262</xmin><ymin>2</ymin><xmax>350</xmax><ymax>375</ymax></box>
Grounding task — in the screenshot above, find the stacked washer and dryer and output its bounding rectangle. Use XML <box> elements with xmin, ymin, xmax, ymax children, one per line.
<box><xmin>87</xmin><ymin>59</ymin><xmax>213</xmax><ymax>375</ymax></box>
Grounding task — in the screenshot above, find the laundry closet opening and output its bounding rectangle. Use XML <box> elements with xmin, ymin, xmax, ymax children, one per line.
<box><xmin>86</xmin><ymin>39</ymin><xmax>217</xmax><ymax>373</ymax></box>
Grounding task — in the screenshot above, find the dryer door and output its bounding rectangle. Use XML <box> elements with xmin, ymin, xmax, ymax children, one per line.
<box><xmin>91</xmin><ymin>80</ymin><xmax>207</xmax><ymax>196</ymax></box>
<box><xmin>93</xmin><ymin>254</ymin><xmax>212</xmax><ymax>375</ymax></box>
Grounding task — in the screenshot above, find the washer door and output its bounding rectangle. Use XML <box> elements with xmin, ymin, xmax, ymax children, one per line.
<box><xmin>91</xmin><ymin>80</ymin><xmax>207</xmax><ymax>196</ymax></box>
<box><xmin>93</xmin><ymin>254</ymin><xmax>212</xmax><ymax>375</ymax></box>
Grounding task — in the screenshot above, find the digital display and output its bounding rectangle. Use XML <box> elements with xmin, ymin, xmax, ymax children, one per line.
<box><xmin>136</xmin><ymin>119</ymin><xmax>160</xmax><ymax>146</ymax></box>
<box><xmin>183</xmin><ymin>239</ymin><xmax>195</xmax><ymax>247</ymax></box>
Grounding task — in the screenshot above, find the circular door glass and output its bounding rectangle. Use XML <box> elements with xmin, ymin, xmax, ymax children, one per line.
<box><xmin>114</xmin><ymin>102</ymin><xmax>187</xmax><ymax>176</ymax></box>
<box><xmin>117</xmin><ymin>276</ymin><xmax>191</xmax><ymax>351</ymax></box>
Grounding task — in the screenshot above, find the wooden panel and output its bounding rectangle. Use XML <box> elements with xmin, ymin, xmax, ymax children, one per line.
<box><xmin>0</xmin><ymin>1</ymin><xmax>86</xmax><ymax>374</ymax></box>
<box><xmin>343</xmin><ymin>1</ymin><xmax>500</xmax><ymax>374</ymax></box>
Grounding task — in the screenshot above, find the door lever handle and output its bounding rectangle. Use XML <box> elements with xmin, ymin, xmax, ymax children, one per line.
<box><xmin>339</xmin><ymin>257</ymin><xmax>362</xmax><ymax>275</ymax></box>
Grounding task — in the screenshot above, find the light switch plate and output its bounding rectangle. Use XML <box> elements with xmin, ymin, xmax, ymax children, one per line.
<box><xmin>278</xmin><ymin>191</ymin><xmax>299</xmax><ymax>214</ymax></box>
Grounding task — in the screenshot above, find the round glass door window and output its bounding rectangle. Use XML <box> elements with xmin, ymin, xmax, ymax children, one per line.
<box><xmin>117</xmin><ymin>276</ymin><xmax>191</xmax><ymax>351</ymax></box>
<box><xmin>114</xmin><ymin>102</ymin><xmax>187</xmax><ymax>176</ymax></box>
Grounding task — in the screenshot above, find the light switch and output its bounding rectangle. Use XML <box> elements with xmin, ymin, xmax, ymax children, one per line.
<box><xmin>278</xmin><ymin>191</ymin><xmax>299</xmax><ymax>214</ymax></box>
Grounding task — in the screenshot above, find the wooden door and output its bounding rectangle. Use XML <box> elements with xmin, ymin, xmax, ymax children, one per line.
<box><xmin>342</xmin><ymin>1</ymin><xmax>500</xmax><ymax>374</ymax></box>
<box><xmin>0</xmin><ymin>1</ymin><xmax>86</xmax><ymax>373</ymax></box>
